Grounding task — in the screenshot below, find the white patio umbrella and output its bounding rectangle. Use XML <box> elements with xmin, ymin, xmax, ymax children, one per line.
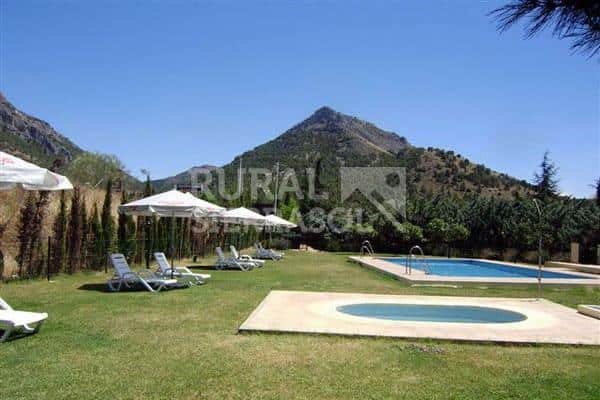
<box><xmin>264</xmin><ymin>214</ymin><xmax>297</xmax><ymax>249</ymax></box>
<box><xmin>209</xmin><ymin>207</ymin><xmax>267</xmax><ymax>250</ymax></box>
<box><xmin>265</xmin><ymin>214</ymin><xmax>297</xmax><ymax>229</ymax></box>
<box><xmin>119</xmin><ymin>189</ymin><xmax>223</xmax><ymax>276</ymax></box>
<box><xmin>184</xmin><ymin>192</ymin><xmax>224</xmax><ymax>213</ymax></box>
<box><xmin>0</xmin><ymin>151</ymin><xmax>73</xmax><ymax>191</ymax></box>
<box><xmin>119</xmin><ymin>189</ymin><xmax>214</xmax><ymax>217</ymax></box>
<box><xmin>213</xmin><ymin>207</ymin><xmax>267</xmax><ymax>226</ymax></box>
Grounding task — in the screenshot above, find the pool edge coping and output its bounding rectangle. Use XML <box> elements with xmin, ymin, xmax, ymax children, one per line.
<box><xmin>348</xmin><ymin>256</ymin><xmax>600</xmax><ymax>287</ymax></box>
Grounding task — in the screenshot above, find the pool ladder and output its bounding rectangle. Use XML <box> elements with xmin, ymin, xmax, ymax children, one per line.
<box><xmin>405</xmin><ymin>245</ymin><xmax>431</xmax><ymax>275</ymax></box>
<box><xmin>360</xmin><ymin>240</ymin><xmax>375</xmax><ymax>257</ymax></box>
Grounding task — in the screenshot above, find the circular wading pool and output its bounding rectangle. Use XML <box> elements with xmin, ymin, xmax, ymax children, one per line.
<box><xmin>336</xmin><ymin>303</ymin><xmax>527</xmax><ymax>323</ymax></box>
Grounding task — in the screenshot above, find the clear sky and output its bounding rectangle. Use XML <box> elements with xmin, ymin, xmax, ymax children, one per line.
<box><xmin>1</xmin><ymin>1</ymin><xmax>598</xmax><ymax>197</ymax></box>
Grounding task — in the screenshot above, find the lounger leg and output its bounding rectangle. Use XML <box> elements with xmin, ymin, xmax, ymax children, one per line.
<box><xmin>0</xmin><ymin>326</ymin><xmax>14</xmax><ymax>342</ymax></box>
<box><xmin>140</xmin><ymin>279</ymin><xmax>157</xmax><ymax>292</ymax></box>
<box><xmin>107</xmin><ymin>279</ymin><xmax>122</xmax><ymax>292</ymax></box>
<box><xmin>23</xmin><ymin>320</ymin><xmax>44</xmax><ymax>334</ymax></box>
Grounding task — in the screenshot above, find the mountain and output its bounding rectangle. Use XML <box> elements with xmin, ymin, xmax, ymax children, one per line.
<box><xmin>0</xmin><ymin>92</ymin><xmax>83</xmax><ymax>167</ymax></box>
<box><xmin>155</xmin><ymin>106</ymin><xmax>531</xmax><ymax>202</ymax></box>
<box><xmin>151</xmin><ymin>165</ymin><xmax>218</xmax><ymax>190</ymax></box>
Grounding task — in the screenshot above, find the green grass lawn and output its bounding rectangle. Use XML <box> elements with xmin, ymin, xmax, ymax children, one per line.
<box><xmin>1</xmin><ymin>251</ymin><xmax>599</xmax><ymax>400</ymax></box>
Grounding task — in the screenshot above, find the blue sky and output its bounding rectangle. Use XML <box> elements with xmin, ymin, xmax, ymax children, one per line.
<box><xmin>1</xmin><ymin>1</ymin><xmax>598</xmax><ymax>197</ymax></box>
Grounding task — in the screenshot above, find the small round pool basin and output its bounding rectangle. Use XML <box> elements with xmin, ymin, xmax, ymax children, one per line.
<box><xmin>336</xmin><ymin>303</ymin><xmax>527</xmax><ymax>323</ymax></box>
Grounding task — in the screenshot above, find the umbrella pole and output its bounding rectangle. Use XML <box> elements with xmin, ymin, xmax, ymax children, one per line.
<box><xmin>170</xmin><ymin>213</ymin><xmax>175</xmax><ymax>279</ymax></box>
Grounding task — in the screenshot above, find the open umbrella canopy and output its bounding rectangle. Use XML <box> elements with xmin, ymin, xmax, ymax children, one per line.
<box><xmin>119</xmin><ymin>189</ymin><xmax>219</xmax><ymax>217</ymax></box>
<box><xmin>0</xmin><ymin>151</ymin><xmax>73</xmax><ymax>191</ymax></box>
<box><xmin>265</xmin><ymin>214</ymin><xmax>297</xmax><ymax>229</ymax></box>
<box><xmin>213</xmin><ymin>207</ymin><xmax>267</xmax><ymax>226</ymax></box>
<box><xmin>184</xmin><ymin>192</ymin><xmax>225</xmax><ymax>213</ymax></box>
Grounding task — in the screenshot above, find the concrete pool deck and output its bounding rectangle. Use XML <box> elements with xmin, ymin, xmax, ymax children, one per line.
<box><xmin>239</xmin><ymin>291</ymin><xmax>600</xmax><ymax>345</ymax></box>
<box><xmin>348</xmin><ymin>256</ymin><xmax>600</xmax><ymax>287</ymax></box>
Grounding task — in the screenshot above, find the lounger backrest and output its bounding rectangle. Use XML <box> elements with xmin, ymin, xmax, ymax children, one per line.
<box><xmin>216</xmin><ymin>247</ymin><xmax>226</xmax><ymax>261</ymax></box>
<box><xmin>0</xmin><ymin>297</ymin><xmax>12</xmax><ymax>311</ymax></box>
<box><xmin>154</xmin><ymin>252</ymin><xmax>170</xmax><ymax>273</ymax></box>
<box><xmin>230</xmin><ymin>246</ymin><xmax>239</xmax><ymax>259</ymax></box>
<box><xmin>110</xmin><ymin>253</ymin><xmax>132</xmax><ymax>277</ymax></box>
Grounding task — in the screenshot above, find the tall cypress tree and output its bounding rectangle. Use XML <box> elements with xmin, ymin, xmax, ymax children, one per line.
<box><xmin>100</xmin><ymin>179</ymin><xmax>115</xmax><ymax>259</ymax></box>
<box><xmin>533</xmin><ymin>151</ymin><xmax>559</xmax><ymax>201</ymax></box>
<box><xmin>594</xmin><ymin>177</ymin><xmax>600</xmax><ymax>207</ymax></box>
<box><xmin>80</xmin><ymin>196</ymin><xmax>89</xmax><ymax>268</ymax></box>
<box><xmin>16</xmin><ymin>193</ymin><xmax>36</xmax><ymax>277</ymax></box>
<box><xmin>67</xmin><ymin>187</ymin><xmax>83</xmax><ymax>273</ymax></box>
<box><xmin>51</xmin><ymin>191</ymin><xmax>68</xmax><ymax>273</ymax></box>
<box><xmin>89</xmin><ymin>203</ymin><xmax>103</xmax><ymax>269</ymax></box>
<box><xmin>117</xmin><ymin>191</ymin><xmax>137</xmax><ymax>260</ymax></box>
<box><xmin>27</xmin><ymin>192</ymin><xmax>50</xmax><ymax>276</ymax></box>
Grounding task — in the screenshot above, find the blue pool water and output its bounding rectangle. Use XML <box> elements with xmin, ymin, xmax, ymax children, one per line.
<box><xmin>379</xmin><ymin>258</ymin><xmax>591</xmax><ymax>279</ymax></box>
<box><xmin>337</xmin><ymin>303</ymin><xmax>527</xmax><ymax>323</ymax></box>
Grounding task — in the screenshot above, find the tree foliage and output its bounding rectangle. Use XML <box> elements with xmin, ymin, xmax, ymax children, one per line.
<box><xmin>51</xmin><ymin>191</ymin><xmax>68</xmax><ymax>273</ymax></box>
<box><xmin>117</xmin><ymin>191</ymin><xmax>137</xmax><ymax>260</ymax></box>
<box><xmin>66</xmin><ymin>152</ymin><xmax>127</xmax><ymax>187</ymax></box>
<box><xmin>100</xmin><ymin>179</ymin><xmax>115</xmax><ymax>260</ymax></box>
<box><xmin>89</xmin><ymin>203</ymin><xmax>104</xmax><ymax>269</ymax></box>
<box><xmin>490</xmin><ymin>0</ymin><xmax>600</xmax><ymax>57</ymax></box>
<box><xmin>533</xmin><ymin>151</ymin><xmax>559</xmax><ymax>201</ymax></box>
<box><xmin>67</xmin><ymin>187</ymin><xmax>83</xmax><ymax>273</ymax></box>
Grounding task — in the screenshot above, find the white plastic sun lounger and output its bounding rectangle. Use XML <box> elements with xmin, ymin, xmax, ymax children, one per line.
<box><xmin>230</xmin><ymin>245</ymin><xmax>265</xmax><ymax>267</ymax></box>
<box><xmin>254</xmin><ymin>243</ymin><xmax>284</xmax><ymax>260</ymax></box>
<box><xmin>215</xmin><ymin>247</ymin><xmax>256</xmax><ymax>271</ymax></box>
<box><xmin>154</xmin><ymin>252</ymin><xmax>210</xmax><ymax>286</ymax></box>
<box><xmin>0</xmin><ymin>297</ymin><xmax>48</xmax><ymax>343</ymax></box>
<box><xmin>108</xmin><ymin>253</ymin><xmax>179</xmax><ymax>292</ymax></box>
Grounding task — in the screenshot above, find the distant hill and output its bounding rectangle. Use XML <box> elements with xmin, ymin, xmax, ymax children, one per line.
<box><xmin>152</xmin><ymin>165</ymin><xmax>218</xmax><ymax>191</ymax></box>
<box><xmin>0</xmin><ymin>92</ymin><xmax>83</xmax><ymax>167</ymax></box>
<box><xmin>0</xmin><ymin>94</ymin><xmax>529</xmax><ymax>201</ymax></box>
<box><xmin>156</xmin><ymin>106</ymin><xmax>531</xmax><ymax>203</ymax></box>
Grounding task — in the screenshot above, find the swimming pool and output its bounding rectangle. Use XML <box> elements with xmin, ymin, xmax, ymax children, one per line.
<box><xmin>337</xmin><ymin>303</ymin><xmax>527</xmax><ymax>323</ymax></box>
<box><xmin>379</xmin><ymin>258</ymin><xmax>593</xmax><ymax>279</ymax></box>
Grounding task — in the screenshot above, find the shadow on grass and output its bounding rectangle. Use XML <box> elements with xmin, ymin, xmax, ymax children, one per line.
<box><xmin>185</xmin><ymin>264</ymin><xmax>217</xmax><ymax>271</ymax></box>
<box><xmin>77</xmin><ymin>283</ymin><xmax>111</xmax><ymax>292</ymax></box>
<box><xmin>77</xmin><ymin>282</ymin><xmax>191</xmax><ymax>292</ymax></box>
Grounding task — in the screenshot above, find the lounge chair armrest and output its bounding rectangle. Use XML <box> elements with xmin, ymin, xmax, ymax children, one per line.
<box><xmin>121</xmin><ymin>271</ymin><xmax>139</xmax><ymax>280</ymax></box>
<box><xmin>137</xmin><ymin>269</ymin><xmax>159</xmax><ymax>279</ymax></box>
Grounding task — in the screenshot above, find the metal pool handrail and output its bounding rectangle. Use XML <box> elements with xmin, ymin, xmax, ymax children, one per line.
<box><xmin>360</xmin><ymin>240</ymin><xmax>375</xmax><ymax>257</ymax></box>
<box><xmin>406</xmin><ymin>245</ymin><xmax>430</xmax><ymax>275</ymax></box>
